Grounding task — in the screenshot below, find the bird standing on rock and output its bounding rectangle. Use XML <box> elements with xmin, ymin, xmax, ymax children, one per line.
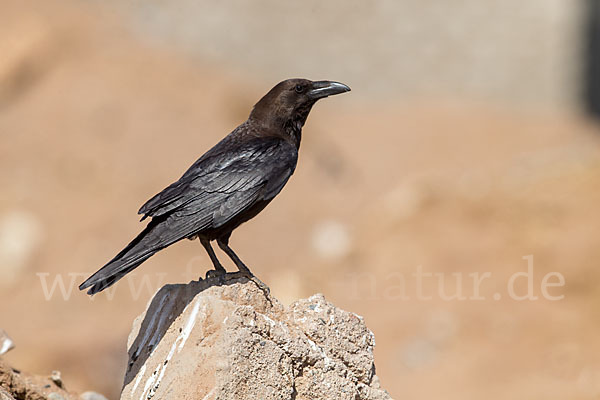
<box><xmin>79</xmin><ymin>78</ymin><xmax>350</xmax><ymax>295</ymax></box>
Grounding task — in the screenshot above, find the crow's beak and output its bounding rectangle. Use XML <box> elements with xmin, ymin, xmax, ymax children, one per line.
<box><xmin>308</xmin><ymin>81</ymin><xmax>351</xmax><ymax>100</ymax></box>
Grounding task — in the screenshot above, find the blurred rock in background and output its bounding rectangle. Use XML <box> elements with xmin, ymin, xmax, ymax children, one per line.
<box><xmin>0</xmin><ymin>211</ymin><xmax>44</xmax><ymax>286</ymax></box>
<box><xmin>103</xmin><ymin>0</ymin><xmax>584</xmax><ymax>113</ymax></box>
<box><xmin>0</xmin><ymin>331</ymin><xmax>15</xmax><ymax>356</ymax></box>
<box><xmin>0</xmin><ymin>358</ymin><xmax>88</xmax><ymax>400</ymax></box>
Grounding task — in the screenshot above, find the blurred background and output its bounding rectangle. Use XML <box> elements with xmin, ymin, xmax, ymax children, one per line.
<box><xmin>2</xmin><ymin>0</ymin><xmax>600</xmax><ymax>398</ymax></box>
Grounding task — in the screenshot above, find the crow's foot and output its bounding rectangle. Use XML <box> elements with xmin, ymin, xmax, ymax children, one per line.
<box><xmin>205</xmin><ymin>268</ymin><xmax>226</xmax><ymax>281</ymax></box>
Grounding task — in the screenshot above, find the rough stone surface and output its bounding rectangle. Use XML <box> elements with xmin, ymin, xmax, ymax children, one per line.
<box><xmin>0</xmin><ymin>360</ymin><xmax>78</xmax><ymax>400</ymax></box>
<box><xmin>0</xmin><ymin>387</ymin><xmax>16</xmax><ymax>400</ymax></box>
<box><xmin>121</xmin><ymin>274</ymin><xmax>392</xmax><ymax>400</ymax></box>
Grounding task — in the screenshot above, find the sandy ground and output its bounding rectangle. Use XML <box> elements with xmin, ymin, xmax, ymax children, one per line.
<box><xmin>1</xmin><ymin>1</ymin><xmax>600</xmax><ymax>399</ymax></box>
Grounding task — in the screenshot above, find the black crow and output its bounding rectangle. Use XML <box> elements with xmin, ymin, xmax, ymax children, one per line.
<box><xmin>79</xmin><ymin>78</ymin><xmax>350</xmax><ymax>295</ymax></box>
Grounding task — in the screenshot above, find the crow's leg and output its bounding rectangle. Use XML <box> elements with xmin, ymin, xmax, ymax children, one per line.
<box><xmin>217</xmin><ymin>234</ymin><xmax>271</xmax><ymax>300</ymax></box>
<box><xmin>199</xmin><ymin>237</ymin><xmax>226</xmax><ymax>279</ymax></box>
<box><xmin>216</xmin><ymin>234</ymin><xmax>251</xmax><ymax>275</ymax></box>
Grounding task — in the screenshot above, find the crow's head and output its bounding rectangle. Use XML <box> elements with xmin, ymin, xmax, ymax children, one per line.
<box><xmin>250</xmin><ymin>78</ymin><xmax>350</xmax><ymax>135</ymax></box>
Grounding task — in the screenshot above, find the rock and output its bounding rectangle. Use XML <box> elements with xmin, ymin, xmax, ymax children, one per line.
<box><xmin>311</xmin><ymin>219</ymin><xmax>352</xmax><ymax>260</ymax></box>
<box><xmin>0</xmin><ymin>330</ymin><xmax>15</xmax><ymax>355</ymax></box>
<box><xmin>0</xmin><ymin>210</ymin><xmax>44</xmax><ymax>286</ymax></box>
<box><xmin>79</xmin><ymin>392</ymin><xmax>108</xmax><ymax>400</ymax></box>
<box><xmin>50</xmin><ymin>371</ymin><xmax>63</xmax><ymax>389</ymax></box>
<box><xmin>121</xmin><ymin>274</ymin><xmax>391</xmax><ymax>400</ymax></box>
<box><xmin>0</xmin><ymin>359</ymin><xmax>77</xmax><ymax>400</ymax></box>
<box><xmin>0</xmin><ymin>387</ymin><xmax>15</xmax><ymax>400</ymax></box>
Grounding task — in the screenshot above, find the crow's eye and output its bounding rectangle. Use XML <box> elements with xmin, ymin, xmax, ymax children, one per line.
<box><xmin>295</xmin><ymin>84</ymin><xmax>304</xmax><ymax>93</ymax></box>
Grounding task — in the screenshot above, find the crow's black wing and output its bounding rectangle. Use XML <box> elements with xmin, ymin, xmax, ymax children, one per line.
<box><xmin>138</xmin><ymin>136</ymin><xmax>297</xmax><ymax>231</ymax></box>
<box><xmin>80</xmin><ymin>136</ymin><xmax>297</xmax><ymax>295</ymax></box>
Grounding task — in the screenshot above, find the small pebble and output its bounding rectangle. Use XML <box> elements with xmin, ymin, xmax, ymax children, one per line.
<box><xmin>311</xmin><ymin>220</ymin><xmax>351</xmax><ymax>260</ymax></box>
<box><xmin>80</xmin><ymin>392</ymin><xmax>109</xmax><ymax>400</ymax></box>
<box><xmin>0</xmin><ymin>329</ymin><xmax>15</xmax><ymax>355</ymax></box>
<box><xmin>50</xmin><ymin>370</ymin><xmax>63</xmax><ymax>388</ymax></box>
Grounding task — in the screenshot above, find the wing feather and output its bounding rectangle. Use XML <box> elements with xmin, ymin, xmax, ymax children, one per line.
<box><xmin>137</xmin><ymin>136</ymin><xmax>297</xmax><ymax>235</ymax></box>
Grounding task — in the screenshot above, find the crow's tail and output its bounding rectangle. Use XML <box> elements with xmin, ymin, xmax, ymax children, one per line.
<box><xmin>79</xmin><ymin>218</ymin><xmax>169</xmax><ymax>295</ymax></box>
